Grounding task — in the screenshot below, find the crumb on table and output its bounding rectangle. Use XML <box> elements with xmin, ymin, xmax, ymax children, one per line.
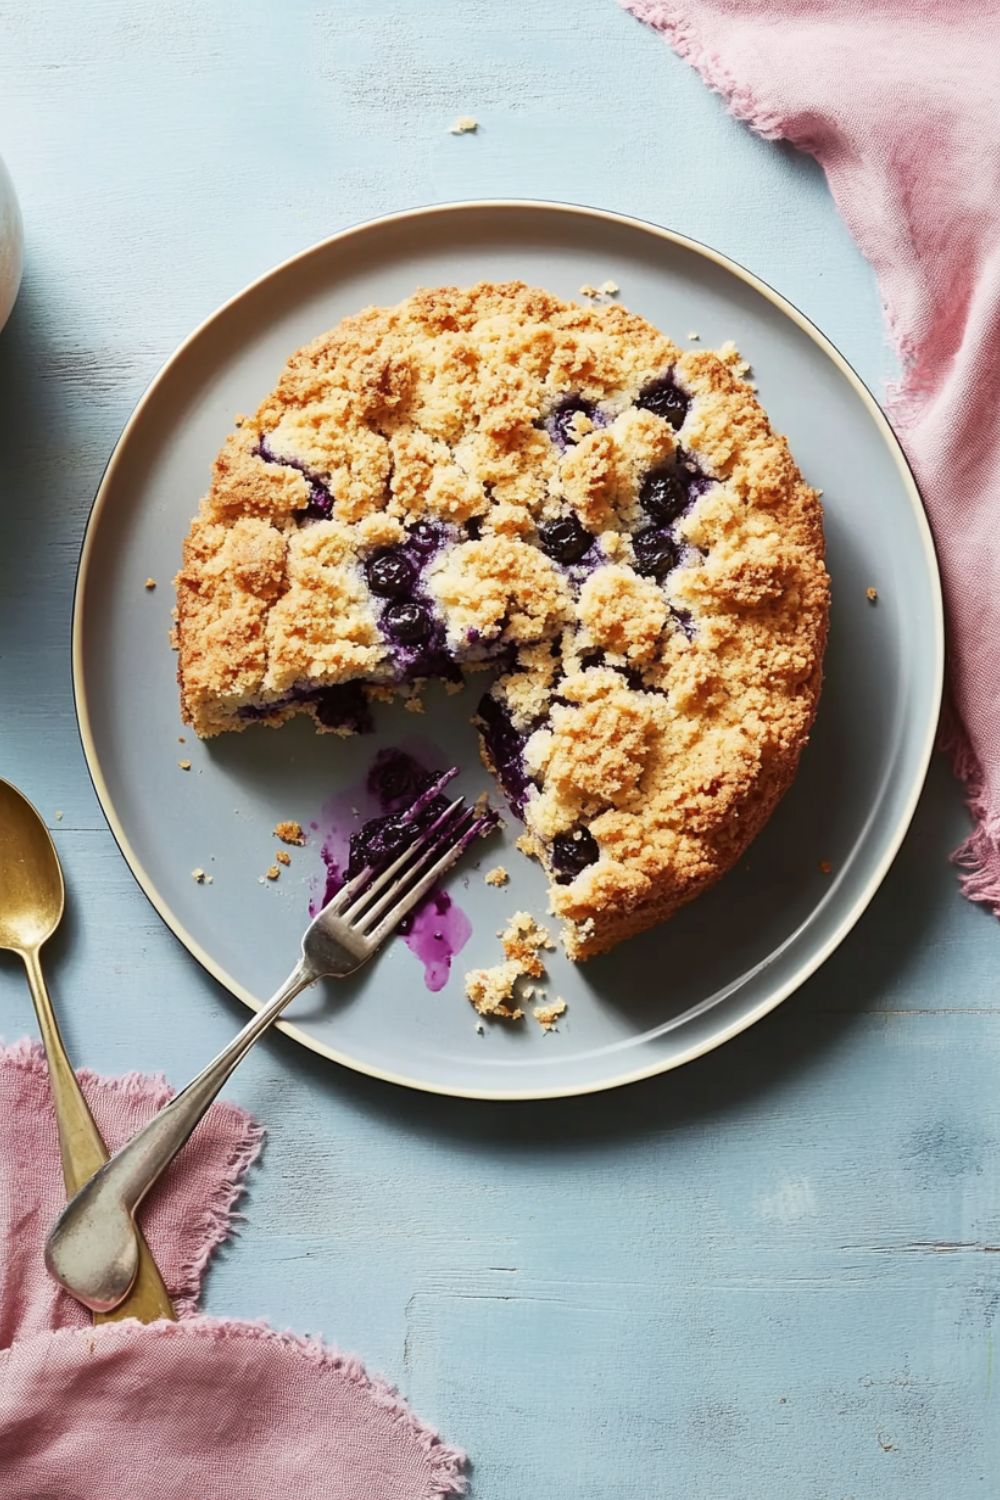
<box><xmin>866</xmin><ymin>586</ymin><xmax>878</xmax><ymax>603</ymax></box>
<box><xmin>274</xmin><ymin>820</ymin><xmax>305</xmax><ymax>845</ymax></box>
<box><xmin>533</xmin><ymin>997</ymin><xmax>567</xmax><ymax>1031</ymax></box>
<box><xmin>265</xmin><ymin>865</ymin><xmax>281</xmax><ymax>881</ymax></box>
<box><xmin>484</xmin><ymin>865</ymin><xmax>509</xmax><ymax>887</ymax></box>
<box><xmin>275</xmin><ymin>849</ymin><xmax>291</xmax><ymax>866</ymax></box>
<box><xmin>449</xmin><ymin>115</ymin><xmax>478</xmax><ymax>134</ymax></box>
<box><xmin>177</xmin><ymin>759</ymin><xmax>191</xmax><ymax>771</ymax></box>
<box><xmin>144</xmin><ymin>577</ymin><xmax>156</xmax><ymax>590</ymax></box>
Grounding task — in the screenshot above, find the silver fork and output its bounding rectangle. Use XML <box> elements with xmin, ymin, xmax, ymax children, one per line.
<box><xmin>44</xmin><ymin>770</ymin><xmax>493</xmax><ymax>1314</ymax></box>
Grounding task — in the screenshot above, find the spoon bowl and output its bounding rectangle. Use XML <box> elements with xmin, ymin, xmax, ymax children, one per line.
<box><xmin>0</xmin><ymin>780</ymin><xmax>64</xmax><ymax>954</ymax></box>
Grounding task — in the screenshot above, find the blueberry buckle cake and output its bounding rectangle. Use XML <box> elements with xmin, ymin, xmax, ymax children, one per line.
<box><xmin>175</xmin><ymin>282</ymin><xmax>829</xmax><ymax>958</ymax></box>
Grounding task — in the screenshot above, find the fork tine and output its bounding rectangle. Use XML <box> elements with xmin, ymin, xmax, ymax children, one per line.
<box><xmin>350</xmin><ymin>805</ymin><xmax>478</xmax><ymax>934</ymax></box>
<box><xmin>321</xmin><ymin>774</ymin><xmax>463</xmax><ymax>918</ymax></box>
<box><xmin>365</xmin><ymin>811</ymin><xmax>495</xmax><ymax>947</ymax></box>
<box><xmin>340</xmin><ymin>797</ymin><xmax>467</xmax><ymax>925</ymax></box>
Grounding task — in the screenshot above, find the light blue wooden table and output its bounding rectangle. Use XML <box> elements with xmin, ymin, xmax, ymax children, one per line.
<box><xmin>2</xmin><ymin>2</ymin><xmax>998</xmax><ymax>1494</ymax></box>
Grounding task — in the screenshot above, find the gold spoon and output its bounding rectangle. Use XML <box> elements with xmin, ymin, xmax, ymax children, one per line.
<box><xmin>0</xmin><ymin>779</ymin><xmax>175</xmax><ymax>1323</ymax></box>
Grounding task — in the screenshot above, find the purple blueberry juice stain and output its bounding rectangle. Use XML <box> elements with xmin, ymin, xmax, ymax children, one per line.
<box><xmin>398</xmin><ymin>890</ymin><xmax>473</xmax><ymax>993</ymax></box>
<box><xmin>307</xmin><ymin>743</ymin><xmax>478</xmax><ymax>991</ymax></box>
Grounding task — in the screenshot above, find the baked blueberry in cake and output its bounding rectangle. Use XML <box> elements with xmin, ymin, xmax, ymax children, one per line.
<box><xmin>175</xmin><ymin>282</ymin><xmax>829</xmax><ymax>958</ymax></box>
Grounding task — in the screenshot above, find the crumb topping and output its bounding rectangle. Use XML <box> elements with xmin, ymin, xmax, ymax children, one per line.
<box><xmin>176</xmin><ymin>280</ymin><xmax>828</xmax><ymax>958</ymax></box>
<box><xmin>484</xmin><ymin>865</ymin><xmax>509</xmax><ymax>887</ymax></box>
<box><xmin>274</xmin><ymin>820</ymin><xmax>305</xmax><ymax>844</ymax></box>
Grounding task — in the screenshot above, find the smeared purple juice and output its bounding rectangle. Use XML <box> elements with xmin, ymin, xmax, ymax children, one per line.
<box><xmin>308</xmin><ymin>744</ymin><xmax>482</xmax><ymax>991</ymax></box>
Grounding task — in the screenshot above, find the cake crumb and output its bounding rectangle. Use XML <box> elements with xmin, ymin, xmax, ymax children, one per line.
<box><xmin>578</xmin><ymin>282</ymin><xmax>599</xmax><ymax>299</ymax></box>
<box><xmin>533</xmin><ymin>997</ymin><xmax>567</xmax><ymax>1031</ymax></box>
<box><xmin>465</xmin><ymin>960</ymin><xmax>524</xmax><ymax>1022</ymax></box>
<box><xmin>484</xmin><ymin>865</ymin><xmax>509</xmax><ymax>887</ymax></box>
<box><xmin>191</xmin><ymin>868</ymin><xmax>213</xmax><ymax>884</ymax></box>
<box><xmin>177</xmin><ymin>759</ymin><xmax>191</xmax><ymax>771</ymax></box>
<box><xmin>819</xmin><ymin>859</ymin><xmax>833</xmax><ymax>874</ymax></box>
<box><xmin>274</xmin><ymin>821</ymin><xmax>305</xmax><ymax>845</ymax></box>
<box><xmin>500</xmin><ymin>910</ymin><xmax>552</xmax><ymax>977</ymax></box>
<box><xmin>866</xmin><ymin>586</ymin><xmax>878</xmax><ymax>603</ymax></box>
<box><xmin>449</xmin><ymin>115</ymin><xmax>478</xmax><ymax>134</ymax></box>
<box><xmin>275</xmin><ymin>849</ymin><xmax>291</xmax><ymax>866</ymax></box>
<box><xmin>177</xmin><ymin>735</ymin><xmax>186</xmax><ymax>743</ymax></box>
<box><xmin>599</xmin><ymin>279</ymin><xmax>619</xmax><ymax>297</ymax></box>
<box><xmin>403</xmin><ymin>695</ymin><xmax>425</xmax><ymax>713</ymax></box>
<box><xmin>144</xmin><ymin>577</ymin><xmax>156</xmax><ymax>590</ymax></box>
<box><xmin>265</xmin><ymin>865</ymin><xmax>281</xmax><ymax>881</ymax></box>
<box><xmin>687</xmin><ymin>330</ymin><xmax>701</xmax><ymax>341</ymax></box>
<box><xmin>54</xmin><ymin>810</ymin><xmax>63</xmax><ymax>821</ymax></box>
<box><xmin>514</xmin><ymin>832</ymin><xmax>536</xmax><ymax>858</ymax></box>
<box><xmin>475</xmin><ymin>1021</ymin><xmax>485</xmax><ymax>1036</ymax></box>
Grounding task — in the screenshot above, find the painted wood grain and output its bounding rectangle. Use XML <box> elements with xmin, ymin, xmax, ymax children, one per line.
<box><xmin>1</xmin><ymin>1</ymin><xmax>998</xmax><ymax>1494</ymax></box>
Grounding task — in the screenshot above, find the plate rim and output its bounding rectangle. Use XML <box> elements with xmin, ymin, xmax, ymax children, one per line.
<box><xmin>71</xmin><ymin>197</ymin><xmax>944</xmax><ymax>1102</ymax></box>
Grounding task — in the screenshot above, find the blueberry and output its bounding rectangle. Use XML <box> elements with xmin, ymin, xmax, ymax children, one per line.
<box><xmin>366</xmin><ymin>548</ymin><xmax>417</xmax><ymax>598</ymax></box>
<box><xmin>384</xmin><ymin>600</ymin><xmax>433</xmax><ymax>645</ymax></box>
<box><xmin>538</xmin><ymin>515</ymin><xmax>594</xmax><ymax>565</ymax></box>
<box><xmin>406</xmin><ymin>520</ymin><xmax>441</xmax><ymax>553</ymax></box>
<box><xmin>632</xmin><ymin>527</ymin><xmax>680</xmax><ymax>579</ymax></box>
<box><xmin>551</xmin><ymin>827</ymin><xmax>599</xmax><ymax>882</ymax></box>
<box><xmin>304</xmin><ymin>479</ymin><xmax>334</xmax><ymax>520</ymax></box>
<box><xmin>639</xmin><ymin>464</ymin><xmax>688</xmax><ymax>526</ymax></box>
<box><xmin>309</xmin><ymin>682</ymin><xmax>372</xmax><ymax>734</ymax></box>
<box><xmin>476</xmin><ymin>693</ymin><xmax>531</xmax><ymax>816</ymax></box>
<box><xmin>547</xmin><ymin>395</ymin><xmax>597</xmax><ymax>448</ymax></box>
<box><xmin>636</xmin><ymin>375</ymin><xmax>688</xmax><ymax>430</ymax></box>
<box><xmin>347</xmin><ymin>802</ymin><xmax>443</xmax><ymax>877</ymax></box>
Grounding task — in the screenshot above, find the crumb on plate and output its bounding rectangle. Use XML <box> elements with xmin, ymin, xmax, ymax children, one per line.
<box><xmin>274</xmin><ymin>820</ymin><xmax>305</xmax><ymax>845</ymax></box>
<box><xmin>449</xmin><ymin>115</ymin><xmax>478</xmax><ymax>134</ymax></box>
<box><xmin>144</xmin><ymin>577</ymin><xmax>156</xmax><ymax>590</ymax></box>
<box><xmin>177</xmin><ymin>759</ymin><xmax>191</xmax><ymax>771</ymax></box>
<box><xmin>533</xmin><ymin>997</ymin><xmax>567</xmax><ymax>1031</ymax></box>
<box><xmin>687</xmin><ymin>331</ymin><xmax>700</xmax><ymax>341</ymax></box>
<box><xmin>866</xmin><ymin>586</ymin><xmax>878</xmax><ymax>603</ymax></box>
<box><xmin>465</xmin><ymin>960</ymin><xmax>524</xmax><ymax>1022</ymax></box>
<box><xmin>500</xmin><ymin>910</ymin><xmax>553</xmax><ymax>977</ymax></box>
<box><xmin>265</xmin><ymin>865</ymin><xmax>280</xmax><ymax>881</ymax></box>
<box><xmin>275</xmin><ymin>849</ymin><xmax>291</xmax><ymax>866</ymax></box>
<box><xmin>484</xmin><ymin>865</ymin><xmax>509</xmax><ymax>887</ymax></box>
<box><xmin>819</xmin><ymin>859</ymin><xmax>833</xmax><ymax>874</ymax></box>
<box><xmin>191</xmin><ymin>867</ymin><xmax>213</xmax><ymax>884</ymax></box>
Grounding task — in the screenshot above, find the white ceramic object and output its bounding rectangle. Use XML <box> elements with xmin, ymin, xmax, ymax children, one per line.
<box><xmin>0</xmin><ymin>155</ymin><xmax>23</xmax><ymax>333</ymax></box>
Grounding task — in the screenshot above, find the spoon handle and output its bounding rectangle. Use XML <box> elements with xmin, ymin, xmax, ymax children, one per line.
<box><xmin>22</xmin><ymin>945</ymin><xmax>176</xmax><ymax>1324</ymax></box>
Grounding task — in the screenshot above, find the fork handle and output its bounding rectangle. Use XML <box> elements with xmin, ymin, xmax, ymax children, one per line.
<box><xmin>100</xmin><ymin>958</ymin><xmax>316</xmax><ymax>1216</ymax></box>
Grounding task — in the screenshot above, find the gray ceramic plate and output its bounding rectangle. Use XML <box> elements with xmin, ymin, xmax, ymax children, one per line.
<box><xmin>73</xmin><ymin>201</ymin><xmax>943</xmax><ymax>1100</ymax></box>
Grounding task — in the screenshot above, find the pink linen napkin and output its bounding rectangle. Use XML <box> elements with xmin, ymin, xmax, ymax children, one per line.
<box><xmin>0</xmin><ymin>1039</ymin><xmax>467</xmax><ymax>1498</ymax></box>
<box><xmin>622</xmin><ymin>0</ymin><xmax>1000</xmax><ymax>909</ymax></box>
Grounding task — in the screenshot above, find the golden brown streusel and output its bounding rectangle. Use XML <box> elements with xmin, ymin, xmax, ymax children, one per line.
<box><xmin>265</xmin><ymin>865</ymin><xmax>280</xmax><ymax>881</ymax></box>
<box><xmin>484</xmin><ymin>865</ymin><xmax>509</xmax><ymax>887</ymax></box>
<box><xmin>274</xmin><ymin>820</ymin><xmax>305</xmax><ymax>845</ymax></box>
<box><xmin>176</xmin><ymin>281</ymin><xmax>828</xmax><ymax>958</ymax></box>
<box><xmin>275</xmin><ymin>849</ymin><xmax>291</xmax><ymax>866</ymax></box>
